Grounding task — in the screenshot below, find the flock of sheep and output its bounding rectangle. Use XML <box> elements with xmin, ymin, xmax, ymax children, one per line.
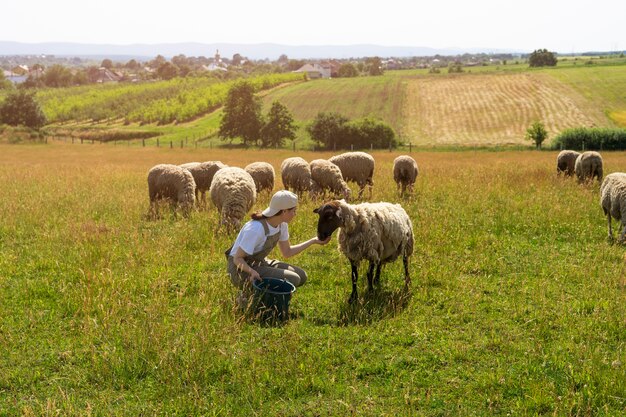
<box><xmin>147</xmin><ymin>151</ymin><xmax>420</xmax><ymax>299</ymax></box>
<box><xmin>557</xmin><ymin>149</ymin><xmax>626</xmax><ymax>243</ymax></box>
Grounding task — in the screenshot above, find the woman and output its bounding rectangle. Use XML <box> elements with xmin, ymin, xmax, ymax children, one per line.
<box><xmin>226</xmin><ymin>190</ymin><xmax>330</xmax><ymax>305</ymax></box>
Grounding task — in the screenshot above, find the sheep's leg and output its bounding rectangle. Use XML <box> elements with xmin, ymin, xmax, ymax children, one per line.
<box><xmin>349</xmin><ymin>261</ymin><xmax>359</xmax><ymax>303</ymax></box>
<box><xmin>607</xmin><ymin>212</ymin><xmax>614</xmax><ymax>242</ymax></box>
<box><xmin>366</xmin><ymin>262</ymin><xmax>375</xmax><ymax>291</ymax></box>
<box><xmin>403</xmin><ymin>256</ymin><xmax>411</xmax><ymax>289</ymax></box>
<box><xmin>373</xmin><ymin>263</ymin><xmax>381</xmax><ymax>286</ymax></box>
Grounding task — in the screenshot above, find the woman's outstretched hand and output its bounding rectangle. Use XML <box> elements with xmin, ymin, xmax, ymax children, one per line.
<box><xmin>315</xmin><ymin>236</ymin><xmax>332</xmax><ymax>245</ymax></box>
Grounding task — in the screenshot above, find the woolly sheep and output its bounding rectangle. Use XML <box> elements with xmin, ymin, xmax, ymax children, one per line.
<box><xmin>180</xmin><ymin>161</ymin><xmax>226</xmax><ymax>207</ymax></box>
<box><xmin>210</xmin><ymin>167</ymin><xmax>257</xmax><ymax>231</ymax></box>
<box><xmin>147</xmin><ymin>164</ymin><xmax>196</xmax><ymax>218</ymax></box>
<box><xmin>313</xmin><ymin>199</ymin><xmax>414</xmax><ymax>302</ymax></box>
<box><xmin>600</xmin><ymin>172</ymin><xmax>626</xmax><ymax>243</ymax></box>
<box><xmin>281</xmin><ymin>157</ymin><xmax>313</xmax><ymax>194</ymax></box>
<box><xmin>244</xmin><ymin>161</ymin><xmax>275</xmax><ymax>195</ymax></box>
<box><xmin>310</xmin><ymin>159</ymin><xmax>352</xmax><ymax>201</ymax></box>
<box><xmin>575</xmin><ymin>151</ymin><xmax>603</xmax><ymax>183</ymax></box>
<box><xmin>328</xmin><ymin>152</ymin><xmax>375</xmax><ymax>199</ymax></box>
<box><xmin>393</xmin><ymin>155</ymin><xmax>419</xmax><ymax>197</ymax></box>
<box><xmin>556</xmin><ymin>150</ymin><xmax>580</xmax><ymax>176</ymax></box>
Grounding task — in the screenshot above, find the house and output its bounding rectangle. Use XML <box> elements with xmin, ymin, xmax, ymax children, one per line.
<box><xmin>293</xmin><ymin>63</ymin><xmax>331</xmax><ymax>79</ymax></box>
<box><xmin>203</xmin><ymin>49</ymin><xmax>228</xmax><ymax>72</ymax></box>
<box><xmin>96</xmin><ymin>67</ymin><xmax>121</xmax><ymax>83</ymax></box>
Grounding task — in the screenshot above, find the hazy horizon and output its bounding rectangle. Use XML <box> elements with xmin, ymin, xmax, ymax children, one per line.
<box><xmin>1</xmin><ymin>0</ymin><xmax>624</xmax><ymax>54</ymax></box>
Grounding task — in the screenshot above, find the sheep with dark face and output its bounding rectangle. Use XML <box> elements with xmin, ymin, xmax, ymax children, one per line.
<box><xmin>244</xmin><ymin>161</ymin><xmax>275</xmax><ymax>195</ymax></box>
<box><xmin>310</xmin><ymin>159</ymin><xmax>352</xmax><ymax>201</ymax></box>
<box><xmin>556</xmin><ymin>150</ymin><xmax>580</xmax><ymax>176</ymax></box>
<box><xmin>393</xmin><ymin>155</ymin><xmax>419</xmax><ymax>197</ymax></box>
<box><xmin>329</xmin><ymin>152</ymin><xmax>375</xmax><ymax>199</ymax></box>
<box><xmin>180</xmin><ymin>161</ymin><xmax>226</xmax><ymax>208</ymax></box>
<box><xmin>147</xmin><ymin>164</ymin><xmax>196</xmax><ymax>218</ymax></box>
<box><xmin>313</xmin><ymin>200</ymin><xmax>414</xmax><ymax>302</ymax></box>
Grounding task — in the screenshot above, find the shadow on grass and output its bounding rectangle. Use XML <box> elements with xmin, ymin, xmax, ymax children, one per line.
<box><xmin>310</xmin><ymin>286</ymin><xmax>412</xmax><ymax>326</ymax></box>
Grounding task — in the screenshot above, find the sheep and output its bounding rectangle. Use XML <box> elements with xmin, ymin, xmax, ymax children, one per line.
<box><xmin>393</xmin><ymin>155</ymin><xmax>419</xmax><ymax>197</ymax></box>
<box><xmin>600</xmin><ymin>172</ymin><xmax>626</xmax><ymax>243</ymax></box>
<box><xmin>147</xmin><ymin>164</ymin><xmax>196</xmax><ymax>218</ymax></box>
<box><xmin>309</xmin><ymin>159</ymin><xmax>352</xmax><ymax>201</ymax></box>
<box><xmin>244</xmin><ymin>161</ymin><xmax>275</xmax><ymax>195</ymax></box>
<box><xmin>556</xmin><ymin>150</ymin><xmax>580</xmax><ymax>176</ymax></box>
<box><xmin>329</xmin><ymin>152</ymin><xmax>375</xmax><ymax>199</ymax></box>
<box><xmin>209</xmin><ymin>167</ymin><xmax>257</xmax><ymax>231</ymax></box>
<box><xmin>180</xmin><ymin>161</ymin><xmax>226</xmax><ymax>208</ymax></box>
<box><xmin>313</xmin><ymin>199</ymin><xmax>414</xmax><ymax>302</ymax></box>
<box><xmin>281</xmin><ymin>157</ymin><xmax>313</xmax><ymax>193</ymax></box>
<box><xmin>575</xmin><ymin>151</ymin><xmax>603</xmax><ymax>183</ymax></box>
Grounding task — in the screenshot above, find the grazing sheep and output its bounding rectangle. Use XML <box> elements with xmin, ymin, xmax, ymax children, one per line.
<box><xmin>556</xmin><ymin>150</ymin><xmax>580</xmax><ymax>176</ymax></box>
<box><xmin>313</xmin><ymin>199</ymin><xmax>414</xmax><ymax>302</ymax></box>
<box><xmin>310</xmin><ymin>159</ymin><xmax>352</xmax><ymax>201</ymax></box>
<box><xmin>575</xmin><ymin>151</ymin><xmax>603</xmax><ymax>183</ymax></box>
<box><xmin>393</xmin><ymin>155</ymin><xmax>419</xmax><ymax>197</ymax></box>
<box><xmin>281</xmin><ymin>157</ymin><xmax>313</xmax><ymax>193</ymax></box>
<box><xmin>600</xmin><ymin>172</ymin><xmax>626</xmax><ymax>243</ymax></box>
<box><xmin>244</xmin><ymin>161</ymin><xmax>275</xmax><ymax>195</ymax></box>
<box><xmin>210</xmin><ymin>167</ymin><xmax>257</xmax><ymax>231</ymax></box>
<box><xmin>329</xmin><ymin>152</ymin><xmax>375</xmax><ymax>199</ymax></box>
<box><xmin>180</xmin><ymin>161</ymin><xmax>226</xmax><ymax>207</ymax></box>
<box><xmin>147</xmin><ymin>164</ymin><xmax>196</xmax><ymax>218</ymax></box>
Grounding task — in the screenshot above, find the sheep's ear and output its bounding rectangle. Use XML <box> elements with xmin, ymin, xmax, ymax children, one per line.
<box><xmin>313</xmin><ymin>207</ymin><xmax>320</xmax><ymax>214</ymax></box>
<box><xmin>335</xmin><ymin>207</ymin><xmax>343</xmax><ymax>220</ymax></box>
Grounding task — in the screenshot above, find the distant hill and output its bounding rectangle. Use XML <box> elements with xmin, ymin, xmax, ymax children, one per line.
<box><xmin>0</xmin><ymin>41</ymin><xmax>526</xmax><ymax>60</ymax></box>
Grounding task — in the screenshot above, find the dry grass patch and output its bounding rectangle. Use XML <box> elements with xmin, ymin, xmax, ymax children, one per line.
<box><xmin>403</xmin><ymin>73</ymin><xmax>609</xmax><ymax>146</ymax></box>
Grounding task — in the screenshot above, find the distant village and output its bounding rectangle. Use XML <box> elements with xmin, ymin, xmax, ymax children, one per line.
<box><xmin>1</xmin><ymin>49</ymin><xmax>522</xmax><ymax>87</ymax></box>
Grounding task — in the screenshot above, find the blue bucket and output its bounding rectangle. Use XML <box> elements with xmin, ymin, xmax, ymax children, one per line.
<box><xmin>252</xmin><ymin>278</ymin><xmax>296</xmax><ymax>321</ymax></box>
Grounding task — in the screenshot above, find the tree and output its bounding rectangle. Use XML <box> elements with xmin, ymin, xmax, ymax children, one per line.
<box><xmin>260</xmin><ymin>101</ymin><xmax>297</xmax><ymax>148</ymax></box>
<box><xmin>366</xmin><ymin>57</ymin><xmax>384</xmax><ymax>76</ymax></box>
<box><xmin>231</xmin><ymin>53</ymin><xmax>243</xmax><ymax>66</ymax></box>
<box><xmin>528</xmin><ymin>49</ymin><xmax>557</xmax><ymax>67</ymax></box>
<box><xmin>101</xmin><ymin>59</ymin><xmax>113</xmax><ymax>69</ymax></box>
<box><xmin>525</xmin><ymin>121</ymin><xmax>548</xmax><ymax>149</ymax></box>
<box><xmin>156</xmin><ymin>62</ymin><xmax>178</xmax><ymax>80</ymax></box>
<box><xmin>125</xmin><ymin>59</ymin><xmax>140</xmax><ymax>70</ymax></box>
<box><xmin>42</xmin><ymin>64</ymin><xmax>73</xmax><ymax>87</ymax></box>
<box><xmin>0</xmin><ymin>90</ymin><xmax>47</xmax><ymax>129</ymax></box>
<box><xmin>306</xmin><ymin>112</ymin><xmax>350</xmax><ymax>149</ymax></box>
<box><xmin>337</xmin><ymin>63</ymin><xmax>359</xmax><ymax>78</ymax></box>
<box><xmin>219</xmin><ymin>81</ymin><xmax>263</xmax><ymax>146</ymax></box>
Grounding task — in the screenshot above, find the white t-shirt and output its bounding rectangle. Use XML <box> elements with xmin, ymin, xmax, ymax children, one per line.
<box><xmin>229</xmin><ymin>219</ymin><xmax>289</xmax><ymax>256</ymax></box>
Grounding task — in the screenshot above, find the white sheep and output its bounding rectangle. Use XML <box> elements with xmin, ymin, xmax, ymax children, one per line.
<box><xmin>313</xmin><ymin>199</ymin><xmax>414</xmax><ymax>302</ymax></box>
<box><xmin>329</xmin><ymin>152</ymin><xmax>375</xmax><ymax>199</ymax></box>
<box><xmin>575</xmin><ymin>151</ymin><xmax>603</xmax><ymax>183</ymax></box>
<box><xmin>180</xmin><ymin>161</ymin><xmax>226</xmax><ymax>207</ymax></box>
<box><xmin>556</xmin><ymin>150</ymin><xmax>580</xmax><ymax>176</ymax></box>
<box><xmin>147</xmin><ymin>164</ymin><xmax>196</xmax><ymax>218</ymax></box>
<box><xmin>600</xmin><ymin>172</ymin><xmax>626</xmax><ymax>243</ymax></box>
<box><xmin>244</xmin><ymin>161</ymin><xmax>275</xmax><ymax>195</ymax></box>
<box><xmin>393</xmin><ymin>155</ymin><xmax>419</xmax><ymax>197</ymax></box>
<box><xmin>210</xmin><ymin>167</ymin><xmax>257</xmax><ymax>231</ymax></box>
<box><xmin>281</xmin><ymin>157</ymin><xmax>313</xmax><ymax>193</ymax></box>
<box><xmin>310</xmin><ymin>159</ymin><xmax>352</xmax><ymax>201</ymax></box>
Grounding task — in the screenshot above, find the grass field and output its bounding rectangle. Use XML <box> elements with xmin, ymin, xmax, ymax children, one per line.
<box><xmin>0</xmin><ymin>143</ymin><xmax>624</xmax><ymax>415</ymax></box>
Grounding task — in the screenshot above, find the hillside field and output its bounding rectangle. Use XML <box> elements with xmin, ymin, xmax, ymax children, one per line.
<box><xmin>0</xmin><ymin>144</ymin><xmax>624</xmax><ymax>415</ymax></box>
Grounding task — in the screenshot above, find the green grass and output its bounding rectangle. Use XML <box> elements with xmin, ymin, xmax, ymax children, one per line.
<box><xmin>0</xmin><ymin>145</ymin><xmax>624</xmax><ymax>415</ymax></box>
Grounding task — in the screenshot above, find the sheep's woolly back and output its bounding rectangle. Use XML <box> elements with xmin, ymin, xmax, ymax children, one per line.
<box><xmin>556</xmin><ymin>150</ymin><xmax>580</xmax><ymax>176</ymax></box>
<box><xmin>600</xmin><ymin>173</ymin><xmax>626</xmax><ymax>220</ymax></box>
<box><xmin>328</xmin><ymin>152</ymin><xmax>375</xmax><ymax>188</ymax></box>
<box><xmin>393</xmin><ymin>155</ymin><xmax>419</xmax><ymax>188</ymax></box>
<box><xmin>281</xmin><ymin>157</ymin><xmax>312</xmax><ymax>193</ymax></box>
<box><xmin>147</xmin><ymin>164</ymin><xmax>196</xmax><ymax>207</ymax></box>
<box><xmin>210</xmin><ymin>167</ymin><xmax>257</xmax><ymax>229</ymax></box>
<box><xmin>575</xmin><ymin>151</ymin><xmax>603</xmax><ymax>181</ymax></box>
<box><xmin>180</xmin><ymin>161</ymin><xmax>226</xmax><ymax>194</ymax></box>
<box><xmin>310</xmin><ymin>159</ymin><xmax>351</xmax><ymax>199</ymax></box>
<box><xmin>335</xmin><ymin>200</ymin><xmax>413</xmax><ymax>265</ymax></box>
<box><xmin>245</xmin><ymin>161</ymin><xmax>275</xmax><ymax>194</ymax></box>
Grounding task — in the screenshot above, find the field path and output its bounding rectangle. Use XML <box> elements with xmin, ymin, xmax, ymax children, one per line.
<box><xmin>402</xmin><ymin>72</ymin><xmax>609</xmax><ymax>146</ymax></box>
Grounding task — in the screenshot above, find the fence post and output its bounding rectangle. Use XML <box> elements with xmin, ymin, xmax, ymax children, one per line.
<box><xmin>180</xmin><ymin>140</ymin><xmax>183</xmax><ymax>148</ymax></box>
<box><xmin>371</xmin><ymin>143</ymin><xmax>373</xmax><ymax>151</ymax></box>
<box><xmin>293</xmin><ymin>141</ymin><xmax>296</xmax><ymax>152</ymax></box>
<box><xmin>81</xmin><ymin>138</ymin><xmax>83</xmax><ymax>144</ymax></box>
<box><xmin>195</xmin><ymin>141</ymin><xmax>197</xmax><ymax>149</ymax></box>
<box><xmin>409</xmin><ymin>143</ymin><xmax>412</xmax><ymax>153</ymax></box>
<box><xmin>157</xmin><ymin>138</ymin><xmax>160</xmax><ymax>147</ymax></box>
<box><xmin>170</xmin><ymin>141</ymin><xmax>173</xmax><ymax>149</ymax></box>
<box><xmin>142</xmin><ymin>138</ymin><xmax>145</xmax><ymax>147</ymax></box>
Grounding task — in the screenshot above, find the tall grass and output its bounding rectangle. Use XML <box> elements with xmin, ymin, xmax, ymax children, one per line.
<box><xmin>0</xmin><ymin>144</ymin><xmax>623</xmax><ymax>415</ymax></box>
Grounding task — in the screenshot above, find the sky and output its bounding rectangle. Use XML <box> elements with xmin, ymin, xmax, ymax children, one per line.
<box><xmin>2</xmin><ymin>0</ymin><xmax>625</xmax><ymax>53</ymax></box>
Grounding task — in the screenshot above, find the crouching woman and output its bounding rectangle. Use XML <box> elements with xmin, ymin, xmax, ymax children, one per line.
<box><xmin>226</xmin><ymin>190</ymin><xmax>330</xmax><ymax>305</ymax></box>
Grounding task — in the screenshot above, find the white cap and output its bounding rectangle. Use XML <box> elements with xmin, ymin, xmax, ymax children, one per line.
<box><xmin>262</xmin><ymin>190</ymin><xmax>298</xmax><ymax>217</ymax></box>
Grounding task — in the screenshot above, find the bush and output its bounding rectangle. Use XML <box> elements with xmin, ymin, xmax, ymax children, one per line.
<box><xmin>552</xmin><ymin>127</ymin><xmax>626</xmax><ymax>150</ymax></box>
<box><xmin>0</xmin><ymin>90</ymin><xmax>47</xmax><ymax>129</ymax></box>
<box><xmin>306</xmin><ymin>112</ymin><xmax>396</xmax><ymax>150</ymax></box>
